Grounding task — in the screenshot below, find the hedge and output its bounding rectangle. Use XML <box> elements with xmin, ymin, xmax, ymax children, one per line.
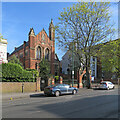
<box><xmin>1</xmin><ymin>63</ymin><xmax>39</xmax><ymax>82</ymax></box>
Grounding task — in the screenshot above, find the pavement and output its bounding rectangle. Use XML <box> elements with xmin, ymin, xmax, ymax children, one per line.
<box><xmin>1</xmin><ymin>91</ymin><xmax>44</xmax><ymax>101</ymax></box>
<box><xmin>1</xmin><ymin>84</ymin><xmax>118</xmax><ymax>101</ymax></box>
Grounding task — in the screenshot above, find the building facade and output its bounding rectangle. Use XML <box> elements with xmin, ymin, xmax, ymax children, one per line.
<box><xmin>8</xmin><ymin>19</ymin><xmax>57</xmax><ymax>75</ymax></box>
<box><xmin>0</xmin><ymin>38</ymin><xmax>8</xmax><ymax>64</ymax></box>
<box><xmin>60</xmin><ymin>51</ymin><xmax>97</xmax><ymax>80</ymax></box>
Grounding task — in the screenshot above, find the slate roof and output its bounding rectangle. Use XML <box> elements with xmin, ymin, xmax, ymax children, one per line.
<box><xmin>9</xmin><ymin>41</ymin><xmax>28</xmax><ymax>56</ymax></box>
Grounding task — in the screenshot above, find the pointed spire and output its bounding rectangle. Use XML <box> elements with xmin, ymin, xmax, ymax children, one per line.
<box><xmin>51</xmin><ymin>19</ymin><xmax>53</xmax><ymax>24</ymax></box>
<box><xmin>49</xmin><ymin>18</ymin><xmax>54</xmax><ymax>28</ymax></box>
<box><xmin>29</xmin><ymin>28</ymin><xmax>35</xmax><ymax>36</ymax></box>
<box><xmin>43</xmin><ymin>27</ymin><xmax>45</xmax><ymax>31</ymax></box>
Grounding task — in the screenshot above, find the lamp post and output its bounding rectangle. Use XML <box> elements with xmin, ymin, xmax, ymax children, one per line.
<box><xmin>72</xmin><ymin>41</ymin><xmax>74</xmax><ymax>87</ymax></box>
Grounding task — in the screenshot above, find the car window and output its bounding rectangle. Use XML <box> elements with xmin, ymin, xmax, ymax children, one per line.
<box><xmin>64</xmin><ymin>84</ymin><xmax>69</xmax><ymax>87</ymax></box>
<box><xmin>100</xmin><ymin>82</ymin><xmax>106</xmax><ymax>85</ymax></box>
<box><xmin>57</xmin><ymin>84</ymin><xmax>64</xmax><ymax>87</ymax></box>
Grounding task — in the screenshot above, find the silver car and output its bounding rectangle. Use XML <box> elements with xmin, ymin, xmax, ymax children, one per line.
<box><xmin>99</xmin><ymin>81</ymin><xmax>115</xmax><ymax>90</ymax></box>
<box><xmin>44</xmin><ymin>84</ymin><xmax>78</xmax><ymax>97</ymax></box>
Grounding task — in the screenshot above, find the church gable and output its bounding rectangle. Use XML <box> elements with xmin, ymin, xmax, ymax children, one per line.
<box><xmin>36</xmin><ymin>29</ymin><xmax>50</xmax><ymax>44</ymax></box>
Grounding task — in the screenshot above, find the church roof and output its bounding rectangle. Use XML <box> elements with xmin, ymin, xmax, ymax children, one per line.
<box><xmin>10</xmin><ymin>41</ymin><xmax>28</xmax><ymax>56</ymax></box>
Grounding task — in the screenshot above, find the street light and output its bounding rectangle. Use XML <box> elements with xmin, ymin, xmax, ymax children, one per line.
<box><xmin>72</xmin><ymin>40</ymin><xmax>74</xmax><ymax>87</ymax></box>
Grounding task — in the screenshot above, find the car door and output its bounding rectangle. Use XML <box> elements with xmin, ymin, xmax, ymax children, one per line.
<box><xmin>57</xmin><ymin>84</ymin><xmax>66</xmax><ymax>94</ymax></box>
<box><xmin>64</xmin><ymin>84</ymin><xmax>70</xmax><ymax>93</ymax></box>
<box><xmin>67</xmin><ymin>85</ymin><xmax>73</xmax><ymax>93</ymax></box>
<box><xmin>109</xmin><ymin>82</ymin><xmax>113</xmax><ymax>88</ymax></box>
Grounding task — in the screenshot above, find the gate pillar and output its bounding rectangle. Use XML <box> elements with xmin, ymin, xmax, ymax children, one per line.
<box><xmin>36</xmin><ymin>77</ymin><xmax>40</xmax><ymax>92</ymax></box>
<box><xmin>60</xmin><ymin>76</ymin><xmax>63</xmax><ymax>84</ymax></box>
<box><xmin>52</xmin><ymin>78</ymin><xmax>55</xmax><ymax>85</ymax></box>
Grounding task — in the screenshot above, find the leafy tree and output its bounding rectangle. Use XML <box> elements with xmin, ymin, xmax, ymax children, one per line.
<box><xmin>9</xmin><ymin>55</ymin><xmax>23</xmax><ymax>68</ymax></box>
<box><xmin>39</xmin><ymin>58</ymin><xmax>51</xmax><ymax>79</ymax></box>
<box><xmin>99</xmin><ymin>39</ymin><xmax>120</xmax><ymax>78</ymax></box>
<box><xmin>55</xmin><ymin>2</ymin><xmax>115</xmax><ymax>88</ymax></box>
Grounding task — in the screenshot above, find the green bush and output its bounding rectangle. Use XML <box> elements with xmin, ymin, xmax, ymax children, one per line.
<box><xmin>25</xmin><ymin>68</ymin><xmax>39</xmax><ymax>78</ymax></box>
<box><xmin>2</xmin><ymin>63</ymin><xmax>36</xmax><ymax>82</ymax></box>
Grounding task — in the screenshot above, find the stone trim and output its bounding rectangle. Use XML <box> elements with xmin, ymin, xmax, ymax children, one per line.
<box><xmin>30</xmin><ymin>47</ymin><xmax>35</xmax><ymax>50</ymax></box>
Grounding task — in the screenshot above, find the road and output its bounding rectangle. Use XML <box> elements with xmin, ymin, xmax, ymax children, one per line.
<box><xmin>2</xmin><ymin>88</ymin><xmax>119</xmax><ymax>118</ymax></box>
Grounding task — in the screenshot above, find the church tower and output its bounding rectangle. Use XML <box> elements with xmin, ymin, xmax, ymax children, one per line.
<box><xmin>28</xmin><ymin>28</ymin><xmax>35</xmax><ymax>68</ymax></box>
<box><xmin>49</xmin><ymin>19</ymin><xmax>55</xmax><ymax>75</ymax></box>
<box><xmin>49</xmin><ymin>19</ymin><xmax>55</xmax><ymax>41</ymax></box>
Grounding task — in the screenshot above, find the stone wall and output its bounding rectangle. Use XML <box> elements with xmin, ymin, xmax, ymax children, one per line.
<box><xmin>1</xmin><ymin>82</ymin><xmax>38</xmax><ymax>93</ymax></box>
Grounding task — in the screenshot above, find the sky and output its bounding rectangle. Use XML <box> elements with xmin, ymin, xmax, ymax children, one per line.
<box><xmin>1</xmin><ymin>2</ymin><xmax>118</xmax><ymax>60</ymax></box>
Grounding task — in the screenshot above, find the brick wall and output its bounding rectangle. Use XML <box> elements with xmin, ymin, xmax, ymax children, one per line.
<box><xmin>1</xmin><ymin>82</ymin><xmax>37</xmax><ymax>93</ymax></box>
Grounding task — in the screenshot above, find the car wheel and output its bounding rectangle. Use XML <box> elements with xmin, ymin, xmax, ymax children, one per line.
<box><xmin>113</xmin><ymin>86</ymin><xmax>115</xmax><ymax>89</ymax></box>
<box><xmin>72</xmin><ymin>90</ymin><xmax>77</xmax><ymax>95</ymax></box>
<box><xmin>107</xmin><ymin>87</ymin><xmax>110</xmax><ymax>90</ymax></box>
<box><xmin>55</xmin><ymin>91</ymin><xmax>60</xmax><ymax>97</ymax></box>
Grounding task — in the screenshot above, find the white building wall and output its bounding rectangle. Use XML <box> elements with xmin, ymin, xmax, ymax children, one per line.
<box><xmin>0</xmin><ymin>39</ymin><xmax>8</xmax><ymax>64</ymax></box>
<box><xmin>61</xmin><ymin>51</ymin><xmax>71</xmax><ymax>74</ymax></box>
<box><xmin>90</xmin><ymin>56</ymin><xmax>97</xmax><ymax>78</ymax></box>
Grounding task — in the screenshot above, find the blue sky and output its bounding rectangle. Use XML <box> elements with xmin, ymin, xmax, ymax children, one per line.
<box><xmin>2</xmin><ymin>2</ymin><xmax>118</xmax><ymax>60</ymax></box>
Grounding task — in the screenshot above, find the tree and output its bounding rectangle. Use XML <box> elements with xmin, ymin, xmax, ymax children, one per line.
<box><xmin>99</xmin><ymin>39</ymin><xmax>120</xmax><ymax>78</ymax></box>
<box><xmin>39</xmin><ymin>58</ymin><xmax>51</xmax><ymax>79</ymax></box>
<box><xmin>9</xmin><ymin>55</ymin><xmax>23</xmax><ymax>68</ymax></box>
<box><xmin>55</xmin><ymin>2</ymin><xmax>115</xmax><ymax>88</ymax></box>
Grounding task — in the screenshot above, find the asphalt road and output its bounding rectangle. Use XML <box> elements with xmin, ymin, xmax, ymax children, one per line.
<box><xmin>2</xmin><ymin>88</ymin><xmax>119</xmax><ymax>118</ymax></box>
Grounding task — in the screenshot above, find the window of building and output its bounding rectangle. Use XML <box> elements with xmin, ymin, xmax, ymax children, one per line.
<box><xmin>42</xmin><ymin>34</ymin><xmax>45</xmax><ymax>41</ymax></box>
<box><xmin>25</xmin><ymin>50</ymin><xmax>28</xmax><ymax>56</ymax></box>
<box><xmin>45</xmin><ymin>48</ymin><xmax>49</xmax><ymax>60</ymax></box>
<box><xmin>19</xmin><ymin>53</ymin><xmax>23</xmax><ymax>58</ymax></box>
<box><xmin>16</xmin><ymin>55</ymin><xmax>18</xmax><ymax>58</ymax></box>
<box><xmin>36</xmin><ymin>46</ymin><xmax>41</xmax><ymax>59</ymax></box>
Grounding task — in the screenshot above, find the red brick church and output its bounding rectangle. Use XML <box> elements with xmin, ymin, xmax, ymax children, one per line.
<box><xmin>8</xmin><ymin>19</ymin><xmax>60</xmax><ymax>75</ymax></box>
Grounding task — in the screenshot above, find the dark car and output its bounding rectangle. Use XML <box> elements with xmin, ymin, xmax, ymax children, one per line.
<box><xmin>44</xmin><ymin>84</ymin><xmax>78</xmax><ymax>97</ymax></box>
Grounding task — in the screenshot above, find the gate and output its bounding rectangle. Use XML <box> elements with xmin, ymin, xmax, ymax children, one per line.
<box><xmin>40</xmin><ymin>78</ymin><xmax>48</xmax><ymax>91</ymax></box>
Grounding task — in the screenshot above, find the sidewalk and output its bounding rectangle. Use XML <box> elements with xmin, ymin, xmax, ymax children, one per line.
<box><xmin>1</xmin><ymin>84</ymin><xmax>118</xmax><ymax>101</ymax></box>
<box><xmin>1</xmin><ymin>91</ymin><xmax>44</xmax><ymax>101</ymax></box>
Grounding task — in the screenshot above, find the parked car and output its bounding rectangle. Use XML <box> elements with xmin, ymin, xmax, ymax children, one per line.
<box><xmin>99</xmin><ymin>81</ymin><xmax>115</xmax><ymax>90</ymax></box>
<box><xmin>44</xmin><ymin>84</ymin><xmax>78</xmax><ymax>97</ymax></box>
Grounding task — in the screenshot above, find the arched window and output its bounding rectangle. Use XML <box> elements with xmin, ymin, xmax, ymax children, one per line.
<box><xmin>45</xmin><ymin>48</ymin><xmax>49</xmax><ymax>60</ymax></box>
<box><xmin>36</xmin><ymin>46</ymin><xmax>41</xmax><ymax>59</ymax></box>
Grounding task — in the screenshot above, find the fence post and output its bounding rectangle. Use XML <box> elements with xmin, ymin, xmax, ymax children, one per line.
<box><xmin>22</xmin><ymin>83</ymin><xmax>24</xmax><ymax>93</ymax></box>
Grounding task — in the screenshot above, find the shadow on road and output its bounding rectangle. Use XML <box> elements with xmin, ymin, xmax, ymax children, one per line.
<box><xmin>30</xmin><ymin>93</ymin><xmax>45</xmax><ymax>98</ymax></box>
<box><xmin>34</xmin><ymin>94</ymin><xmax>118</xmax><ymax>118</ymax></box>
<box><xmin>30</xmin><ymin>93</ymin><xmax>56</xmax><ymax>98</ymax></box>
<box><xmin>93</xmin><ymin>88</ymin><xmax>104</xmax><ymax>90</ymax></box>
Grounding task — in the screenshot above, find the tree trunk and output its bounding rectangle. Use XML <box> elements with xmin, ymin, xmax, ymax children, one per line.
<box><xmin>86</xmin><ymin>55</ymin><xmax>91</xmax><ymax>89</ymax></box>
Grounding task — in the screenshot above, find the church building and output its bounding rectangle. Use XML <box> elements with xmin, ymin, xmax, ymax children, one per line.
<box><xmin>8</xmin><ymin>19</ymin><xmax>59</xmax><ymax>75</ymax></box>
